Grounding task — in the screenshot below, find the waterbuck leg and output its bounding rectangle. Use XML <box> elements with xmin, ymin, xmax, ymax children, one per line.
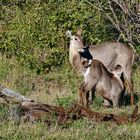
<box><xmin>83</xmin><ymin>91</ymin><xmax>89</xmax><ymax>108</ymax></box>
<box><xmin>79</xmin><ymin>90</ymin><xmax>83</xmax><ymax>105</ymax></box>
<box><xmin>112</xmin><ymin>94</ymin><xmax>121</xmax><ymax>107</ymax></box>
<box><xmin>79</xmin><ymin>83</ymin><xmax>90</xmax><ymax>107</ymax></box>
<box><xmin>124</xmin><ymin>67</ymin><xmax>134</xmax><ymax>105</ymax></box>
<box><xmin>79</xmin><ymin>82</ymin><xmax>84</xmax><ymax>105</ymax></box>
<box><xmin>89</xmin><ymin>88</ymin><xmax>95</xmax><ymax>105</ymax></box>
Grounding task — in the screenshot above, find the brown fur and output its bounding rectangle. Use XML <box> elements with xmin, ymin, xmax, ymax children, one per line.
<box><xmin>79</xmin><ymin>59</ymin><xmax>124</xmax><ymax>108</ymax></box>
<box><xmin>67</xmin><ymin>29</ymin><xmax>134</xmax><ymax>105</ymax></box>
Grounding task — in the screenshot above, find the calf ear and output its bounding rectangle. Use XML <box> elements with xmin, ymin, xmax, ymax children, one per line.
<box><xmin>76</xmin><ymin>27</ymin><xmax>82</xmax><ymax>36</ymax></box>
<box><xmin>82</xmin><ymin>60</ymin><xmax>89</xmax><ymax>66</ymax></box>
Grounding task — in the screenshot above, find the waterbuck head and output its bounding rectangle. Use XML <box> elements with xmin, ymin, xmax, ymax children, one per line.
<box><xmin>66</xmin><ymin>28</ymin><xmax>84</xmax><ymax>52</ymax></box>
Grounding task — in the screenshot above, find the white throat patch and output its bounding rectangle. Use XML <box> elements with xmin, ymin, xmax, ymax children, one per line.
<box><xmin>82</xmin><ymin>67</ymin><xmax>90</xmax><ymax>82</ymax></box>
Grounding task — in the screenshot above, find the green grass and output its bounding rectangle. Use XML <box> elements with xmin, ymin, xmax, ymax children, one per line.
<box><xmin>1</xmin><ymin>120</ymin><xmax>140</xmax><ymax>140</ymax></box>
<box><xmin>0</xmin><ymin>56</ymin><xmax>140</xmax><ymax>140</ymax></box>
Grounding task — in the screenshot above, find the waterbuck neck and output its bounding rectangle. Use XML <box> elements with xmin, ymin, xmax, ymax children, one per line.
<box><xmin>69</xmin><ymin>38</ymin><xmax>83</xmax><ymax>67</ymax></box>
<box><xmin>69</xmin><ymin>38</ymin><xmax>82</xmax><ymax>52</ymax></box>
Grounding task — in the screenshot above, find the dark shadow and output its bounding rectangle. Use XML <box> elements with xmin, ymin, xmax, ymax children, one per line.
<box><xmin>123</xmin><ymin>92</ymin><xmax>139</xmax><ymax>106</ymax></box>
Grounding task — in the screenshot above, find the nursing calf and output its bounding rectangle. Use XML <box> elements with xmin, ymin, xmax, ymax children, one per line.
<box><xmin>79</xmin><ymin>48</ymin><xmax>125</xmax><ymax>107</ymax></box>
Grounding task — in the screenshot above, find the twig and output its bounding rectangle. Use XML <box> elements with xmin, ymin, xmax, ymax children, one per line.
<box><xmin>84</xmin><ymin>0</ymin><xmax>102</xmax><ymax>11</ymax></box>
<box><xmin>108</xmin><ymin>0</ymin><xmax>121</xmax><ymax>31</ymax></box>
<box><xmin>0</xmin><ymin>87</ymin><xmax>33</xmax><ymax>102</ymax></box>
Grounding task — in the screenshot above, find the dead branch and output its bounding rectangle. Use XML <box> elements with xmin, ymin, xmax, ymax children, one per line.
<box><xmin>85</xmin><ymin>0</ymin><xmax>140</xmax><ymax>48</ymax></box>
<box><xmin>20</xmin><ymin>101</ymin><xmax>139</xmax><ymax>125</ymax></box>
<box><xmin>0</xmin><ymin>86</ymin><xmax>33</xmax><ymax>102</ymax></box>
<box><xmin>108</xmin><ymin>0</ymin><xmax>121</xmax><ymax>31</ymax></box>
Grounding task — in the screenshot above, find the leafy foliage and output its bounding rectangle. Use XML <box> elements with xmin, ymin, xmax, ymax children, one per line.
<box><xmin>0</xmin><ymin>0</ymin><xmax>126</xmax><ymax>73</ymax></box>
<box><xmin>87</xmin><ymin>0</ymin><xmax>140</xmax><ymax>46</ymax></box>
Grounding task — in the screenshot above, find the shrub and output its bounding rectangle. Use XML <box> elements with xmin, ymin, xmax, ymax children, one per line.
<box><xmin>0</xmin><ymin>0</ymin><xmax>120</xmax><ymax>73</ymax></box>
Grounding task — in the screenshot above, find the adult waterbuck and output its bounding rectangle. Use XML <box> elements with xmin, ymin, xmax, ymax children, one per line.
<box><xmin>66</xmin><ymin>29</ymin><xmax>134</xmax><ymax>105</ymax></box>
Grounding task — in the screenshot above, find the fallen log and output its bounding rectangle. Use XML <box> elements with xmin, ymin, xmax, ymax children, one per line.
<box><xmin>0</xmin><ymin>86</ymin><xmax>139</xmax><ymax>126</ymax></box>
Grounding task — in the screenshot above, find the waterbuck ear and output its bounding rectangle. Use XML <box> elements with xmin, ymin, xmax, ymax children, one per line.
<box><xmin>66</xmin><ymin>30</ymin><xmax>72</xmax><ymax>38</ymax></box>
<box><xmin>76</xmin><ymin>27</ymin><xmax>82</xmax><ymax>36</ymax></box>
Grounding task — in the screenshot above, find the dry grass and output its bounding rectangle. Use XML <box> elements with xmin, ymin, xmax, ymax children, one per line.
<box><xmin>0</xmin><ymin>56</ymin><xmax>140</xmax><ymax>140</ymax></box>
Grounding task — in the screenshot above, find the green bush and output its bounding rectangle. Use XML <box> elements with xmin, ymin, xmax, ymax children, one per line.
<box><xmin>0</xmin><ymin>0</ymin><xmax>120</xmax><ymax>73</ymax></box>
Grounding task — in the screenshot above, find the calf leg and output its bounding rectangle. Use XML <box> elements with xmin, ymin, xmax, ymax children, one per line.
<box><xmin>103</xmin><ymin>99</ymin><xmax>111</xmax><ymax>107</ymax></box>
<box><xmin>112</xmin><ymin>99</ymin><xmax>119</xmax><ymax>107</ymax></box>
<box><xmin>112</xmin><ymin>94</ymin><xmax>121</xmax><ymax>107</ymax></box>
<box><xmin>79</xmin><ymin>82</ymin><xmax>84</xmax><ymax>105</ymax></box>
<box><xmin>98</xmin><ymin>90</ymin><xmax>111</xmax><ymax>107</ymax></box>
<box><xmin>79</xmin><ymin>83</ymin><xmax>92</xmax><ymax>107</ymax></box>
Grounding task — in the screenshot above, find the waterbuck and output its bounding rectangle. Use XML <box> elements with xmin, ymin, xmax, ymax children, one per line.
<box><xmin>66</xmin><ymin>29</ymin><xmax>134</xmax><ymax>105</ymax></box>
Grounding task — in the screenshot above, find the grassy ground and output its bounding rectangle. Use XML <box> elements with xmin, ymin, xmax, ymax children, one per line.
<box><xmin>0</xmin><ymin>56</ymin><xmax>140</xmax><ymax>140</ymax></box>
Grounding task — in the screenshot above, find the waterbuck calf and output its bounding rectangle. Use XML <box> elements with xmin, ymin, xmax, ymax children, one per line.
<box><xmin>66</xmin><ymin>29</ymin><xmax>134</xmax><ymax>105</ymax></box>
<box><xmin>79</xmin><ymin>58</ymin><xmax>124</xmax><ymax>108</ymax></box>
<box><xmin>78</xmin><ymin>47</ymin><xmax>124</xmax><ymax>107</ymax></box>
